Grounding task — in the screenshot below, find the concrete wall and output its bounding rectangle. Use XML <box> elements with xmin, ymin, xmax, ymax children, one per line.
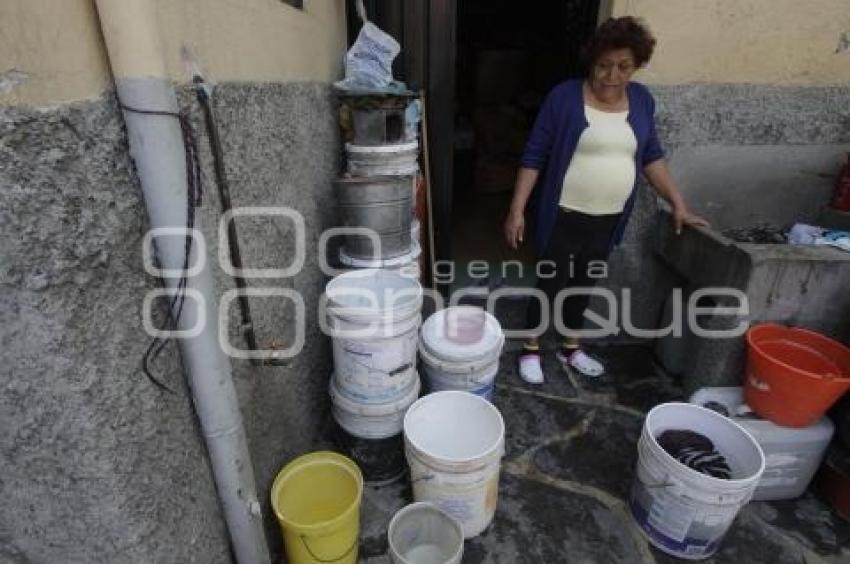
<box><xmin>1</xmin><ymin>1</ymin><xmax>346</xmax><ymax>561</ymax></box>
<box><xmin>653</xmin><ymin>85</ymin><xmax>850</xmax><ymax>230</ymax></box>
<box><xmin>595</xmin><ymin>1</ymin><xmax>850</xmax><ymax>339</ymax></box>
<box><xmin>2</xmin><ymin>93</ymin><xmax>226</xmax><ymax>564</ymax></box>
<box><xmin>611</xmin><ymin>0</ymin><xmax>850</xmax><ymax>86</ymax></box>
<box><xmin>603</xmin><ymin>0</ymin><xmax>850</xmax><ymax>225</ymax></box>
<box><xmin>0</xmin><ymin>0</ymin><xmax>346</xmax><ymax>106</ymax></box>
<box><xmin>0</xmin><ymin>83</ymin><xmax>341</xmax><ymax>564</ymax></box>
<box><xmin>605</xmin><ymin>120</ymin><xmax>849</xmax><ymax>338</ymax></box>
<box><xmin>197</xmin><ymin>83</ymin><xmax>341</xmax><ymax>557</ymax></box>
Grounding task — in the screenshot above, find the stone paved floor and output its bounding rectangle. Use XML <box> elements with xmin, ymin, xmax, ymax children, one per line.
<box><xmin>355</xmin><ymin>342</ymin><xmax>850</xmax><ymax>563</ymax></box>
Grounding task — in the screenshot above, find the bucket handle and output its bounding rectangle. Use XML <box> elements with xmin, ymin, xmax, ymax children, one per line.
<box><xmin>299</xmin><ymin>534</ymin><xmax>358</xmax><ymax>563</ymax></box>
<box><xmin>410</xmin><ymin>473</ymin><xmax>435</xmax><ymax>485</ymax></box>
<box><xmin>347</xmin><ymin>353</ymin><xmax>412</xmax><ymax>379</ymax></box>
<box><xmin>641</xmin><ymin>479</ymin><xmax>675</xmax><ymax>489</ymax></box>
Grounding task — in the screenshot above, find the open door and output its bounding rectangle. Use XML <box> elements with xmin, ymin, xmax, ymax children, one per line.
<box><xmin>347</xmin><ymin>1</ymin><xmax>601</xmax><ymax>299</ymax></box>
<box><xmin>451</xmin><ymin>0</ymin><xmax>601</xmax><ymax>297</ymax></box>
<box><xmin>346</xmin><ymin>0</ymin><xmax>456</xmax><ymax>294</ymax></box>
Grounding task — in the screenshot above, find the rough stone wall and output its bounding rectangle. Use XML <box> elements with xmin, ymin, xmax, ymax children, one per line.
<box><xmin>0</xmin><ymin>82</ymin><xmax>340</xmax><ymax>562</ymax></box>
<box><xmin>188</xmin><ymin>83</ymin><xmax>341</xmax><ymax>554</ymax></box>
<box><xmin>598</xmin><ymin>84</ymin><xmax>850</xmax><ymax>341</ymax></box>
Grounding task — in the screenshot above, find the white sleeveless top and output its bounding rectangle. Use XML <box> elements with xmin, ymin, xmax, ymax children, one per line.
<box><xmin>559</xmin><ymin>105</ymin><xmax>637</xmax><ymax>215</ymax></box>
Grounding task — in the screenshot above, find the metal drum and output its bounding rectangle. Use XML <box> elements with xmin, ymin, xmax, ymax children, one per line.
<box><xmin>335</xmin><ymin>176</ymin><xmax>412</xmax><ymax>260</ymax></box>
<box><xmin>345</xmin><ymin>142</ymin><xmax>419</xmax><ymax>177</ymax></box>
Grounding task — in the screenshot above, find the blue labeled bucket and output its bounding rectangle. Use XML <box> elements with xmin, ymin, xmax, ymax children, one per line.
<box><xmin>630</xmin><ymin>403</ymin><xmax>765</xmax><ymax>560</ymax></box>
<box><xmin>418</xmin><ymin>307</ymin><xmax>503</xmax><ymax>402</ymax></box>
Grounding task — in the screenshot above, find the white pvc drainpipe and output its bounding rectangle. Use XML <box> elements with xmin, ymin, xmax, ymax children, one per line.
<box><xmin>94</xmin><ymin>1</ymin><xmax>271</xmax><ymax>562</ymax></box>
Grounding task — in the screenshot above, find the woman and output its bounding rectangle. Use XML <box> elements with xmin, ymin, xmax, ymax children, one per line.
<box><xmin>504</xmin><ymin>16</ymin><xmax>707</xmax><ymax>384</ymax></box>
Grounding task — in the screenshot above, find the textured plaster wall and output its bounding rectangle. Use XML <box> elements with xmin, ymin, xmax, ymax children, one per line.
<box><xmin>0</xmin><ymin>82</ymin><xmax>340</xmax><ymax>561</ymax></box>
<box><xmin>598</xmin><ymin>84</ymin><xmax>850</xmax><ymax>338</ymax></box>
<box><xmin>0</xmin><ymin>0</ymin><xmax>346</xmax><ymax>106</ymax></box>
<box><xmin>0</xmin><ymin>0</ymin><xmax>112</xmax><ymax>106</ymax></box>
<box><xmin>190</xmin><ymin>83</ymin><xmax>341</xmax><ymax>554</ymax></box>
<box><xmin>584</xmin><ymin>2</ymin><xmax>850</xmax><ymax>338</ymax></box>
<box><xmin>653</xmin><ymin>84</ymin><xmax>850</xmax><ymax>228</ymax></box>
<box><xmin>611</xmin><ymin>0</ymin><xmax>850</xmax><ymax>85</ymax></box>
<box><xmin>587</xmin><ymin>1</ymin><xmax>850</xmax><ymax>337</ymax></box>
<box><xmin>0</xmin><ymin>94</ymin><xmax>230</xmax><ymax>563</ymax></box>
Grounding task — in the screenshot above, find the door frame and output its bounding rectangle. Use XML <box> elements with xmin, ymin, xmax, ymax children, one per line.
<box><xmin>346</xmin><ymin>0</ymin><xmax>456</xmax><ymax>293</ymax></box>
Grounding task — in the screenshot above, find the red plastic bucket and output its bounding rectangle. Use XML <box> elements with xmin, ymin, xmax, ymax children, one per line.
<box><xmin>744</xmin><ymin>324</ymin><xmax>850</xmax><ymax>427</ymax></box>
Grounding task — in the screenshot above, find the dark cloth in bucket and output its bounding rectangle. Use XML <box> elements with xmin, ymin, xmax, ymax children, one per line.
<box><xmin>657</xmin><ymin>429</ymin><xmax>732</xmax><ymax>480</ymax></box>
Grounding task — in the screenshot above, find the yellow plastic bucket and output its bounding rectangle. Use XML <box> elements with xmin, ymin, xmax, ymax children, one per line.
<box><xmin>271</xmin><ymin>452</ymin><xmax>363</xmax><ymax>564</ymax></box>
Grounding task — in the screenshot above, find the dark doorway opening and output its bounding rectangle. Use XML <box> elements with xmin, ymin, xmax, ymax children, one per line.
<box><xmin>451</xmin><ymin>0</ymin><xmax>601</xmax><ymax>293</ymax></box>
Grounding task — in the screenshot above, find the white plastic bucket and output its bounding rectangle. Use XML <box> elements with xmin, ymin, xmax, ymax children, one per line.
<box><xmin>419</xmin><ymin>307</ymin><xmax>505</xmax><ymax>401</ymax></box>
<box><xmin>339</xmin><ymin>243</ymin><xmax>422</xmax><ymax>282</ymax></box>
<box><xmin>326</xmin><ymin>269</ymin><xmax>423</xmax><ymax>403</ymax></box>
<box><xmin>689</xmin><ymin>386</ymin><xmax>835</xmax><ymax>502</ymax></box>
<box><xmin>346</xmin><ymin>142</ymin><xmax>419</xmax><ymax>176</ymax></box>
<box><xmin>403</xmin><ymin>391</ymin><xmax>505</xmax><ymax>538</ymax></box>
<box><xmin>630</xmin><ymin>403</ymin><xmax>766</xmax><ymax>560</ymax></box>
<box><xmin>331</xmin><ymin>375</ymin><xmax>421</xmax><ymax>440</ymax></box>
<box><xmin>388</xmin><ymin>502</ymin><xmax>464</xmax><ymax>564</ymax></box>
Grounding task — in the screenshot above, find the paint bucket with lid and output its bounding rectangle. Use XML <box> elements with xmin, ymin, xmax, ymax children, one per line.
<box><xmin>403</xmin><ymin>391</ymin><xmax>505</xmax><ymax>538</ymax></box>
<box><xmin>387</xmin><ymin>502</ymin><xmax>464</xmax><ymax>564</ymax></box>
<box><xmin>330</xmin><ymin>375</ymin><xmax>420</xmax><ymax>440</ymax></box>
<box><xmin>418</xmin><ymin>306</ymin><xmax>504</xmax><ymax>400</ymax></box>
<box><xmin>629</xmin><ymin>403</ymin><xmax>765</xmax><ymax>559</ymax></box>
<box><xmin>330</xmin><ymin>376</ymin><xmax>420</xmax><ymax>486</ymax></box>
<box><xmin>325</xmin><ymin>269</ymin><xmax>422</xmax><ymax>403</ymax></box>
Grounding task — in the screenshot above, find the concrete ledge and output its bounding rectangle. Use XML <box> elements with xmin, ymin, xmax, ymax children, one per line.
<box><xmin>653</xmin><ymin>209</ymin><xmax>850</xmax><ymax>391</ymax></box>
<box><xmin>653</xmin><ymin>212</ymin><xmax>752</xmax><ymax>289</ymax></box>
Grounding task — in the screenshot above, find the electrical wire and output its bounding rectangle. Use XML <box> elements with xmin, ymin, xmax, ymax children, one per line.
<box><xmin>121</xmin><ymin>102</ymin><xmax>204</xmax><ymax>392</ymax></box>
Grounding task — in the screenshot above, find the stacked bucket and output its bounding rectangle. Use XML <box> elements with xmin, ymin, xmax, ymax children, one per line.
<box><xmin>418</xmin><ymin>306</ymin><xmax>505</xmax><ymax>401</ymax></box>
<box><xmin>325</xmin><ymin>268</ymin><xmax>422</xmax><ymax>485</ymax></box>
<box><xmin>335</xmin><ymin>93</ymin><xmax>422</xmax><ymax>281</ymax></box>
<box><xmin>328</xmin><ymin>93</ymin><xmax>423</xmax><ymax>484</ymax></box>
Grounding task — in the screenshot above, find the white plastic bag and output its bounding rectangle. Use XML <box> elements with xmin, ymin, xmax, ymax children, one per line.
<box><xmin>338</xmin><ymin>21</ymin><xmax>400</xmax><ymax>90</ymax></box>
<box><xmin>788</xmin><ymin>223</ymin><xmax>850</xmax><ymax>252</ymax></box>
<box><xmin>788</xmin><ymin>223</ymin><xmax>823</xmax><ymax>245</ymax></box>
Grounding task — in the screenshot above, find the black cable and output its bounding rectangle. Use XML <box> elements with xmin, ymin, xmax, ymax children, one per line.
<box><xmin>121</xmin><ymin>102</ymin><xmax>203</xmax><ymax>392</ymax></box>
<box><xmin>191</xmin><ymin>78</ymin><xmax>261</xmax><ymax>364</ymax></box>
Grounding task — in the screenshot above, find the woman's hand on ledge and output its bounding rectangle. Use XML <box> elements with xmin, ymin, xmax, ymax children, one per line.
<box><xmin>672</xmin><ymin>206</ymin><xmax>710</xmax><ymax>235</ymax></box>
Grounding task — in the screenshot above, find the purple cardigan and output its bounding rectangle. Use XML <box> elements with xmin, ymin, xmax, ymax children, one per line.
<box><xmin>520</xmin><ymin>79</ymin><xmax>664</xmax><ymax>255</ymax></box>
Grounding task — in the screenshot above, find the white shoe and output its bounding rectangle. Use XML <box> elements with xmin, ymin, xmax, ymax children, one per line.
<box><xmin>557</xmin><ymin>349</ymin><xmax>605</xmax><ymax>378</ymax></box>
<box><xmin>519</xmin><ymin>353</ymin><xmax>544</xmax><ymax>384</ymax></box>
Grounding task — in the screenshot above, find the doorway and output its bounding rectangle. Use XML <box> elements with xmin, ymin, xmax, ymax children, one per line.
<box><xmin>450</xmin><ymin>0</ymin><xmax>601</xmax><ymax>299</ymax></box>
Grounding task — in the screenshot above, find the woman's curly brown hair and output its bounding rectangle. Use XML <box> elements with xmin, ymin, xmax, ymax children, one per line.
<box><xmin>583</xmin><ymin>16</ymin><xmax>656</xmax><ymax>69</ymax></box>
